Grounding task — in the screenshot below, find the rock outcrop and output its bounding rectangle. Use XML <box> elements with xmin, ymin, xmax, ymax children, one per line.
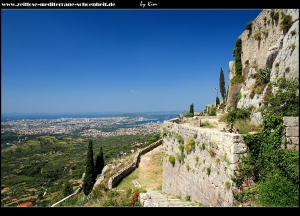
<box><xmin>226</xmin><ymin>9</ymin><xmax>299</xmax><ymax>125</ymax></box>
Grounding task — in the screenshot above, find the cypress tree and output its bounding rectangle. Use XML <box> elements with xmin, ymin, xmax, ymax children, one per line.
<box><xmin>94</xmin><ymin>145</ymin><xmax>105</xmax><ymax>176</ymax></box>
<box><xmin>189</xmin><ymin>103</ymin><xmax>194</xmax><ymax>117</ymax></box>
<box><xmin>216</xmin><ymin>96</ymin><xmax>220</xmax><ymax>106</ymax></box>
<box><xmin>82</xmin><ymin>139</ymin><xmax>95</xmax><ymax>196</ymax></box>
<box><xmin>219</xmin><ymin>68</ymin><xmax>226</xmax><ymax>101</ymax></box>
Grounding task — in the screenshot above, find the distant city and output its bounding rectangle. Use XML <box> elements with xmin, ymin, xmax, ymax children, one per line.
<box><xmin>1</xmin><ymin>112</ymin><xmax>180</xmax><ymax>146</ymax></box>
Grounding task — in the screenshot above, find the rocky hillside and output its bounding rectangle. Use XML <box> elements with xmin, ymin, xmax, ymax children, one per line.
<box><xmin>226</xmin><ymin>9</ymin><xmax>299</xmax><ymax>125</ymax></box>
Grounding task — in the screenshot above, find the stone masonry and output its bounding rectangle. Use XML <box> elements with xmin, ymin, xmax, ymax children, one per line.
<box><xmin>161</xmin><ymin>119</ymin><xmax>247</xmax><ymax>207</ymax></box>
<box><xmin>283</xmin><ymin>117</ymin><xmax>299</xmax><ymax>151</ymax></box>
<box><xmin>226</xmin><ymin>9</ymin><xmax>299</xmax><ymax>125</ymax></box>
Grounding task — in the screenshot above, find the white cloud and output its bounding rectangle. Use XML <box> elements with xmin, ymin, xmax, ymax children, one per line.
<box><xmin>131</xmin><ymin>90</ymin><xmax>141</xmax><ymax>93</ymax></box>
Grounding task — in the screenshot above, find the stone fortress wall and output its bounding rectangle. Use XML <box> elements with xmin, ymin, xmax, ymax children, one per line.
<box><xmin>161</xmin><ymin>119</ymin><xmax>247</xmax><ymax>206</ymax></box>
<box><xmin>161</xmin><ymin>116</ymin><xmax>298</xmax><ymax>206</ymax></box>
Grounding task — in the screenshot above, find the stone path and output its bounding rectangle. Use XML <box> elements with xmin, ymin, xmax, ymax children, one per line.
<box><xmin>143</xmin><ymin>189</ymin><xmax>201</xmax><ymax>207</ymax></box>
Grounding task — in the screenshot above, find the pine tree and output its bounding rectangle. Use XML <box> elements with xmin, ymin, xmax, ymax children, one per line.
<box><xmin>189</xmin><ymin>103</ymin><xmax>194</xmax><ymax>117</ymax></box>
<box><xmin>219</xmin><ymin>68</ymin><xmax>226</xmax><ymax>101</ymax></box>
<box><xmin>94</xmin><ymin>145</ymin><xmax>105</xmax><ymax>176</ymax></box>
<box><xmin>82</xmin><ymin>139</ymin><xmax>95</xmax><ymax>196</ymax></box>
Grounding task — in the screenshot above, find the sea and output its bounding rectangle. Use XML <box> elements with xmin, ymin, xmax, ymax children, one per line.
<box><xmin>1</xmin><ymin>112</ymin><xmax>180</xmax><ymax>126</ymax></box>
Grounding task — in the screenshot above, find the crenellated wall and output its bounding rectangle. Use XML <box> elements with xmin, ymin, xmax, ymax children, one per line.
<box><xmin>161</xmin><ymin>120</ymin><xmax>247</xmax><ymax>207</ymax></box>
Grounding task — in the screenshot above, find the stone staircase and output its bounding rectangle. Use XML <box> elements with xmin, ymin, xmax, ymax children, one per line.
<box><xmin>142</xmin><ymin>189</ymin><xmax>201</xmax><ymax>207</ymax></box>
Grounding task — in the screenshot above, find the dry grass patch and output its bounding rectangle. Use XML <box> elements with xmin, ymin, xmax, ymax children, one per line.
<box><xmin>115</xmin><ymin>145</ymin><xmax>163</xmax><ymax>191</ymax></box>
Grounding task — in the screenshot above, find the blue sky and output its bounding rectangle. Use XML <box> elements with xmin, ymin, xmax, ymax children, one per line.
<box><xmin>2</xmin><ymin>9</ymin><xmax>262</xmax><ymax>114</ymax></box>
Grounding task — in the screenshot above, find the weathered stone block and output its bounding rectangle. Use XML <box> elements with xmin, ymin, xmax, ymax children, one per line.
<box><xmin>228</xmin><ymin>153</ymin><xmax>240</xmax><ymax>164</ymax></box>
<box><xmin>230</xmin><ymin>143</ymin><xmax>247</xmax><ymax>154</ymax></box>
<box><xmin>286</xmin><ymin>127</ymin><xmax>299</xmax><ymax>137</ymax></box>
<box><xmin>283</xmin><ymin>117</ymin><xmax>299</xmax><ymax>127</ymax></box>
<box><xmin>289</xmin><ymin>137</ymin><xmax>299</xmax><ymax>145</ymax></box>
<box><xmin>229</xmin><ymin>163</ymin><xmax>239</xmax><ymax>171</ymax></box>
<box><xmin>286</xmin><ymin>144</ymin><xmax>299</xmax><ymax>151</ymax></box>
<box><xmin>143</xmin><ymin>199</ymin><xmax>160</xmax><ymax>207</ymax></box>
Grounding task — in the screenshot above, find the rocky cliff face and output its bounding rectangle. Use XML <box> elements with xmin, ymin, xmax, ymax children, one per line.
<box><xmin>226</xmin><ymin>9</ymin><xmax>299</xmax><ymax>125</ymax></box>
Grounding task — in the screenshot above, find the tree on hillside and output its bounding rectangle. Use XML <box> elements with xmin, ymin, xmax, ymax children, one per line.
<box><xmin>82</xmin><ymin>139</ymin><xmax>95</xmax><ymax>196</ymax></box>
<box><xmin>94</xmin><ymin>145</ymin><xmax>105</xmax><ymax>176</ymax></box>
<box><xmin>63</xmin><ymin>180</ymin><xmax>73</xmax><ymax>197</ymax></box>
<box><xmin>216</xmin><ymin>96</ymin><xmax>220</xmax><ymax>106</ymax></box>
<box><xmin>189</xmin><ymin>103</ymin><xmax>194</xmax><ymax>117</ymax></box>
<box><xmin>219</xmin><ymin>68</ymin><xmax>226</xmax><ymax>101</ymax></box>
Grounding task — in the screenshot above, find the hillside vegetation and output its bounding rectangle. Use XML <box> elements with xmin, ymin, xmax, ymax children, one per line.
<box><xmin>1</xmin><ymin>133</ymin><xmax>158</xmax><ymax>207</ymax></box>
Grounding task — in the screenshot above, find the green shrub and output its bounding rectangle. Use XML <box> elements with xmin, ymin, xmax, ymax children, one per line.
<box><xmin>219</xmin><ymin>107</ymin><xmax>251</xmax><ymax>125</ymax></box>
<box><xmin>176</xmin><ymin>134</ymin><xmax>184</xmax><ymax>144</ymax></box>
<box><xmin>273</xmin><ymin>12</ymin><xmax>279</xmax><ymax>21</ymax></box>
<box><xmin>214</xmin><ymin>157</ymin><xmax>221</xmax><ymax>165</ymax></box>
<box><xmin>207</xmin><ymin>106</ymin><xmax>217</xmax><ymax>116</ymax></box>
<box><xmin>201</xmin><ymin>120</ymin><xmax>213</xmax><ymax>128</ymax></box>
<box><xmin>289</xmin><ymin>43</ymin><xmax>296</xmax><ymax>54</ymax></box>
<box><xmin>176</xmin><ymin>152</ymin><xmax>185</xmax><ymax>164</ymax></box>
<box><xmin>207</xmin><ymin>148</ymin><xmax>216</xmax><ymax>157</ymax></box>
<box><xmin>285</xmin><ymin>67</ymin><xmax>290</xmax><ymax>73</ymax></box>
<box><xmin>184</xmin><ymin>143</ymin><xmax>192</xmax><ymax>153</ymax></box>
<box><xmin>256</xmin><ymin>169</ymin><xmax>299</xmax><ymax>207</ymax></box>
<box><xmin>290</xmin><ymin>29</ymin><xmax>296</xmax><ymax>35</ymax></box>
<box><xmin>260</xmin><ymin>77</ymin><xmax>299</xmax><ymax>117</ymax></box>
<box><xmin>233</xmin><ymin>38</ymin><xmax>243</xmax><ymax>77</ymax></box>
<box><xmin>262</xmin><ymin>30</ymin><xmax>269</xmax><ymax>38</ymax></box>
<box><xmin>237</xmin><ymin>92</ymin><xmax>242</xmax><ymax>102</ymax></box>
<box><xmin>254</xmin><ymin>32</ymin><xmax>262</xmax><ymax>41</ymax></box>
<box><xmin>206</xmin><ymin>167</ymin><xmax>211</xmax><ymax>176</ymax></box>
<box><xmin>245</xmin><ymin>21</ymin><xmax>253</xmax><ymax>30</ymax></box>
<box><xmin>280</xmin><ymin>14</ymin><xmax>293</xmax><ymax>32</ymax></box>
<box><xmin>185</xmin><ymin>195</ymin><xmax>191</xmax><ymax>201</ymax></box>
<box><xmin>233</xmin><ymin>115</ymin><xmax>299</xmax><ymax>207</ymax></box>
<box><xmin>234</xmin><ymin>119</ymin><xmax>262</xmax><ymax>134</ymax></box>
<box><xmin>230</xmin><ymin>74</ymin><xmax>244</xmax><ymax>85</ymax></box>
<box><xmin>186</xmin><ymin>137</ymin><xmax>195</xmax><ymax>150</ymax></box>
<box><xmin>178</xmin><ymin>143</ymin><xmax>184</xmax><ymax>152</ymax></box>
<box><xmin>200</xmin><ymin>143</ymin><xmax>205</xmax><ymax>151</ymax></box>
<box><xmin>225</xmin><ymin>181</ymin><xmax>231</xmax><ymax>190</ymax></box>
<box><xmin>185</xmin><ymin>164</ymin><xmax>190</xmax><ymax>171</ymax></box>
<box><xmin>168</xmin><ymin>155</ymin><xmax>175</xmax><ymax>166</ymax></box>
<box><xmin>193</xmin><ymin>133</ymin><xmax>197</xmax><ymax>139</ymax></box>
<box><xmin>258</xmin><ymin>67</ymin><xmax>271</xmax><ymax>85</ymax></box>
<box><xmin>270</xmin><ymin>10</ymin><xmax>275</xmax><ymax>19</ymax></box>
